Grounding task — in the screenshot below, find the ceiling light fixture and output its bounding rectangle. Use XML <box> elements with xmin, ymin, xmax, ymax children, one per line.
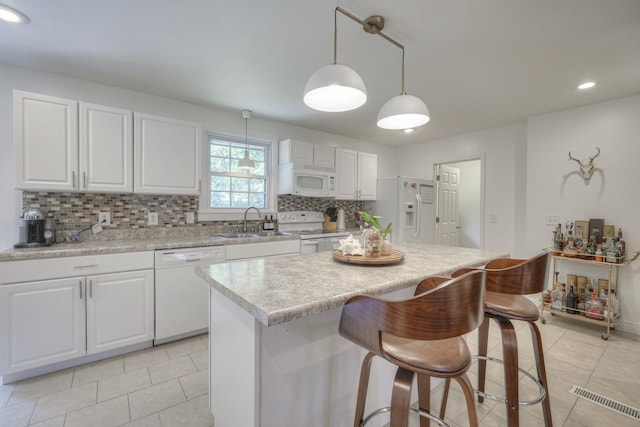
<box><xmin>304</xmin><ymin>7</ymin><xmax>430</xmax><ymax>130</ymax></box>
<box><xmin>0</xmin><ymin>4</ymin><xmax>30</xmax><ymax>24</ymax></box>
<box><xmin>577</xmin><ymin>81</ymin><xmax>597</xmax><ymax>90</ymax></box>
<box><xmin>237</xmin><ymin>110</ymin><xmax>256</xmax><ymax>171</ymax></box>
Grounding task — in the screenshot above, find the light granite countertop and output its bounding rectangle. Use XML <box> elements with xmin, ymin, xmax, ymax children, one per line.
<box><xmin>0</xmin><ymin>233</ymin><xmax>299</xmax><ymax>262</ymax></box>
<box><xmin>196</xmin><ymin>243</ymin><xmax>510</xmax><ymax>327</ymax></box>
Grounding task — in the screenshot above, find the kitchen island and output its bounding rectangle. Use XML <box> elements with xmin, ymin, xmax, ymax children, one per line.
<box><xmin>196</xmin><ymin>243</ymin><xmax>509</xmax><ymax>426</ymax></box>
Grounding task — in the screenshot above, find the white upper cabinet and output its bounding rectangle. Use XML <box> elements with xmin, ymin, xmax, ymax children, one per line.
<box><xmin>134</xmin><ymin>112</ymin><xmax>201</xmax><ymax>195</ymax></box>
<box><xmin>279</xmin><ymin>139</ymin><xmax>335</xmax><ymax>169</ymax></box>
<box><xmin>79</xmin><ymin>103</ymin><xmax>133</xmax><ymax>193</ymax></box>
<box><xmin>335</xmin><ymin>149</ymin><xmax>377</xmax><ymax>200</ymax></box>
<box><xmin>14</xmin><ymin>91</ymin><xmax>133</xmax><ymax>193</ymax></box>
<box><xmin>14</xmin><ymin>91</ymin><xmax>79</xmax><ymax>191</ymax></box>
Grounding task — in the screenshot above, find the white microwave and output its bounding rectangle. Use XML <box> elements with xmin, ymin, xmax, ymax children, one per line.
<box><xmin>278</xmin><ymin>163</ymin><xmax>336</xmax><ymax>197</ymax></box>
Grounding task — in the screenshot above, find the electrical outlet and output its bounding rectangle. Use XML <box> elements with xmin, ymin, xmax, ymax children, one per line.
<box><xmin>148</xmin><ymin>212</ymin><xmax>158</xmax><ymax>226</ymax></box>
<box><xmin>545</xmin><ymin>214</ymin><xmax>560</xmax><ymax>226</ymax></box>
<box><xmin>98</xmin><ymin>212</ymin><xmax>111</xmax><ymax>225</ymax></box>
<box><xmin>489</xmin><ymin>214</ymin><xmax>498</xmax><ymax>223</ymax></box>
<box><xmin>185</xmin><ymin>212</ymin><xmax>195</xmax><ymax>224</ymax></box>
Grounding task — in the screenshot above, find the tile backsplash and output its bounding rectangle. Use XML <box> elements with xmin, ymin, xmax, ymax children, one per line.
<box><xmin>21</xmin><ymin>192</ymin><xmax>363</xmax><ymax>238</ymax></box>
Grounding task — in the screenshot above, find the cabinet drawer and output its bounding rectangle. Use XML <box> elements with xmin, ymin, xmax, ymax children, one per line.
<box><xmin>0</xmin><ymin>252</ymin><xmax>154</xmax><ymax>285</ymax></box>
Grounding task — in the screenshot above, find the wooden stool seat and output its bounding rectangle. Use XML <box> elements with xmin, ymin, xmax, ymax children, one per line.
<box><xmin>382</xmin><ymin>335</ymin><xmax>471</xmax><ymax>376</ymax></box>
<box><xmin>339</xmin><ymin>270</ymin><xmax>487</xmax><ymax>427</ymax></box>
<box><xmin>485</xmin><ymin>292</ymin><xmax>540</xmax><ymax>321</ymax></box>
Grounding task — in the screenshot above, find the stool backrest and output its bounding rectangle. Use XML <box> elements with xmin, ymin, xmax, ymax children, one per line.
<box><xmin>339</xmin><ymin>270</ymin><xmax>486</xmax><ymax>356</ymax></box>
<box><xmin>452</xmin><ymin>252</ymin><xmax>550</xmax><ymax>295</ymax></box>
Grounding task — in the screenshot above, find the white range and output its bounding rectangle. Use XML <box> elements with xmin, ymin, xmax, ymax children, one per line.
<box><xmin>277</xmin><ymin>211</ymin><xmax>351</xmax><ymax>254</ymax></box>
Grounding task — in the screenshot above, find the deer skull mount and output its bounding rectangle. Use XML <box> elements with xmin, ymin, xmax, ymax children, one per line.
<box><xmin>568</xmin><ymin>146</ymin><xmax>600</xmax><ymax>183</ymax></box>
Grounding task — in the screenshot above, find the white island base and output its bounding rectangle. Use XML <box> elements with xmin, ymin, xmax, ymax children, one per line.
<box><xmin>210</xmin><ymin>285</ymin><xmax>412</xmax><ymax>427</ymax></box>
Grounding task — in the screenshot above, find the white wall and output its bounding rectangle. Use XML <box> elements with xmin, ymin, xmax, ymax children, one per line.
<box><xmin>525</xmin><ymin>94</ymin><xmax>640</xmax><ymax>334</ymax></box>
<box><xmin>0</xmin><ymin>63</ymin><xmax>397</xmax><ymax>250</ymax></box>
<box><xmin>395</xmin><ymin>123</ymin><xmax>527</xmax><ymax>256</ymax></box>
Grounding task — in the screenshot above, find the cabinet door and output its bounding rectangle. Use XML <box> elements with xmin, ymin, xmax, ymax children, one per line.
<box><xmin>335</xmin><ymin>149</ymin><xmax>358</xmax><ymax>199</ymax></box>
<box><xmin>134</xmin><ymin>113</ymin><xmax>201</xmax><ymax>195</ymax></box>
<box><xmin>79</xmin><ymin>103</ymin><xmax>133</xmax><ymax>193</ymax></box>
<box><xmin>0</xmin><ymin>277</ymin><xmax>86</xmax><ymax>375</ymax></box>
<box><xmin>86</xmin><ymin>270</ymin><xmax>154</xmax><ymax>355</ymax></box>
<box><xmin>358</xmin><ymin>152</ymin><xmax>378</xmax><ymax>200</ymax></box>
<box><xmin>290</xmin><ymin>140</ymin><xmax>314</xmax><ymax>165</ymax></box>
<box><xmin>313</xmin><ymin>145</ymin><xmax>336</xmax><ymax>169</ymax></box>
<box><xmin>14</xmin><ymin>91</ymin><xmax>78</xmax><ymax>191</ymax></box>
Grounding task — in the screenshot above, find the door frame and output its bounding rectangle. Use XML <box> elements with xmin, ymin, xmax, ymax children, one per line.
<box><xmin>434</xmin><ymin>154</ymin><xmax>486</xmax><ymax>249</ymax></box>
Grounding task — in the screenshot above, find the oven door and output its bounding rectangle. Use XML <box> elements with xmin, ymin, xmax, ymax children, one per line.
<box><xmin>301</xmin><ymin>237</ymin><xmax>341</xmax><ymax>254</ymax></box>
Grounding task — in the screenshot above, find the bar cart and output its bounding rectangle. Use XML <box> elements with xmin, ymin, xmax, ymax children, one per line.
<box><xmin>540</xmin><ymin>250</ymin><xmax>639</xmax><ymax>340</ymax></box>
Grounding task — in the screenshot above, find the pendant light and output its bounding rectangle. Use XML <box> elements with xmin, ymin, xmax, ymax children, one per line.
<box><xmin>303</xmin><ymin>7</ymin><xmax>367</xmax><ymax>112</ymax></box>
<box><xmin>377</xmin><ymin>49</ymin><xmax>430</xmax><ymax>130</ymax></box>
<box><xmin>0</xmin><ymin>4</ymin><xmax>30</xmax><ymax>24</ymax></box>
<box><xmin>304</xmin><ymin>7</ymin><xmax>430</xmax><ymax>130</ymax></box>
<box><xmin>237</xmin><ymin>110</ymin><xmax>255</xmax><ymax>170</ymax></box>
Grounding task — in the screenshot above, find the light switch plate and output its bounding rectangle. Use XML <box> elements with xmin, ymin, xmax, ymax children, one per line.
<box><xmin>185</xmin><ymin>212</ymin><xmax>195</xmax><ymax>224</ymax></box>
<box><xmin>545</xmin><ymin>214</ymin><xmax>560</xmax><ymax>226</ymax></box>
<box><xmin>148</xmin><ymin>212</ymin><xmax>158</xmax><ymax>226</ymax></box>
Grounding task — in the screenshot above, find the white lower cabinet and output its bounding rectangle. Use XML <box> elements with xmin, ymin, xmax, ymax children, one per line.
<box><xmin>0</xmin><ymin>277</ymin><xmax>86</xmax><ymax>374</ymax></box>
<box><xmin>0</xmin><ymin>252</ymin><xmax>154</xmax><ymax>377</ymax></box>
<box><xmin>86</xmin><ymin>270</ymin><xmax>154</xmax><ymax>355</ymax></box>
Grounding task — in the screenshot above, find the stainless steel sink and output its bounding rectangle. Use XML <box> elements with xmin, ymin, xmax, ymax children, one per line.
<box><xmin>216</xmin><ymin>233</ymin><xmax>253</xmax><ymax>239</ymax></box>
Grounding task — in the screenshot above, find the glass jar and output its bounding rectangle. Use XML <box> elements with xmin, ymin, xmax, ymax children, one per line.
<box><xmin>364</xmin><ymin>227</ymin><xmax>381</xmax><ymax>257</ymax></box>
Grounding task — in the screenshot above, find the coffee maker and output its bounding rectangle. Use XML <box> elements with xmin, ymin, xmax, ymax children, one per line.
<box><xmin>15</xmin><ymin>208</ymin><xmax>51</xmax><ymax>248</ymax></box>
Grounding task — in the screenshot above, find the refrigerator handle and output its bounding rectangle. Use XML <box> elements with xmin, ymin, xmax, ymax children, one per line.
<box><xmin>415</xmin><ymin>193</ymin><xmax>422</xmax><ymax>239</ymax></box>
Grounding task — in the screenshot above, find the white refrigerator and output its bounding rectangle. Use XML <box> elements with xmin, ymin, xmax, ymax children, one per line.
<box><xmin>371</xmin><ymin>176</ymin><xmax>435</xmax><ymax>244</ymax></box>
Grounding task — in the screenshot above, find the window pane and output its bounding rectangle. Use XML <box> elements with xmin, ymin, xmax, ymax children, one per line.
<box><xmin>231</xmin><ymin>193</ymin><xmax>249</xmax><ymax>208</ymax></box>
<box><xmin>249</xmin><ymin>148</ymin><xmax>264</xmax><ymax>161</ymax></box>
<box><xmin>210</xmin><ymin>192</ymin><xmax>230</xmax><ymax>208</ymax></box>
<box><xmin>232</xmin><ymin>177</ymin><xmax>249</xmax><ymax>191</ymax></box>
<box><xmin>211</xmin><ymin>176</ymin><xmax>230</xmax><ymax>191</ymax></box>
<box><xmin>210</xmin><ymin>144</ymin><xmax>229</xmax><ymax>157</ymax></box>
<box><xmin>231</xmin><ymin>147</ymin><xmax>246</xmax><ymax>159</ymax></box>
<box><xmin>249</xmin><ymin>193</ymin><xmax>265</xmax><ymax>208</ymax></box>
<box><xmin>252</xmin><ymin>161</ymin><xmax>265</xmax><ymax>176</ymax></box>
<box><xmin>250</xmin><ymin>178</ymin><xmax>265</xmax><ymax>192</ymax></box>
<box><xmin>210</xmin><ymin>157</ymin><xmax>229</xmax><ymax>173</ymax></box>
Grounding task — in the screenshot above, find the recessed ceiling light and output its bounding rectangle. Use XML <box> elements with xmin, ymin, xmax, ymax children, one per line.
<box><xmin>577</xmin><ymin>81</ymin><xmax>597</xmax><ymax>90</ymax></box>
<box><xmin>403</xmin><ymin>128</ymin><xmax>414</xmax><ymax>134</ymax></box>
<box><xmin>0</xmin><ymin>4</ymin><xmax>30</xmax><ymax>24</ymax></box>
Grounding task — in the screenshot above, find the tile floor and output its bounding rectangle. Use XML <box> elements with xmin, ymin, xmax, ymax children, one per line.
<box><xmin>1</xmin><ymin>315</ymin><xmax>639</xmax><ymax>427</ymax></box>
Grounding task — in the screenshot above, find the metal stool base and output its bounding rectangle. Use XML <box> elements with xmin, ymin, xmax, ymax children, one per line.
<box><xmin>360</xmin><ymin>403</ymin><xmax>450</xmax><ymax>427</ymax></box>
<box><xmin>472</xmin><ymin>355</ymin><xmax>546</xmax><ymax>406</ymax></box>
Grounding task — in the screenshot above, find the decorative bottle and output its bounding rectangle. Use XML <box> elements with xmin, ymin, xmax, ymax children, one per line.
<box><xmin>567</xmin><ymin>286</ymin><xmax>577</xmax><ymax>314</ymax></box>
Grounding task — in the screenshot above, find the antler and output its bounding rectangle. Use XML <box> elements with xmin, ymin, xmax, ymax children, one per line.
<box><xmin>568</xmin><ymin>151</ymin><xmax>581</xmax><ymax>164</ymax></box>
<box><xmin>590</xmin><ymin>146</ymin><xmax>601</xmax><ymax>161</ymax></box>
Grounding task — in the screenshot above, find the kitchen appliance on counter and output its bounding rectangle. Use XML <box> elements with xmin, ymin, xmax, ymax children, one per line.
<box><xmin>154</xmin><ymin>245</ymin><xmax>226</xmax><ymax>344</ymax></box>
<box><xmin>14</xmin><ymin>208</ymin><xmax>51</xmax><ymax>248</ymax></box>
<box><xmin>277</xmin><ymin>211</ymin><xmax>351</xmax><ymax>254</ymax></box>
<box><xmin>372</xmin><ymin>176</ymin><xmax>435</xmax><ymax>244</ymax></box>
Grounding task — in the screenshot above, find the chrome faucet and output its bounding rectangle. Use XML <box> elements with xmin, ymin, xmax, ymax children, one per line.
<box><xmin>243</xmin><ymin>207</ymin><xmax>262</xmax><ymax>232</ymax></box>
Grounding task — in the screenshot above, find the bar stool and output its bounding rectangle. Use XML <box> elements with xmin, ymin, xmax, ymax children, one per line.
<box><xmin>339</xmin><ymin>270</ymin><xmax>486</xmax><ymax>427</ymax></box>
<box><xmin>450</xmin><ymin>251</ymin><xmax>552</xmax><ymax>427</ymax></box>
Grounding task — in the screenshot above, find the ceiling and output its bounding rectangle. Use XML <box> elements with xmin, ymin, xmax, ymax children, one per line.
<box><xmin>2</xmin><ymin>0</ymin><xmax>640</xmax><ymax>146</ymax></box>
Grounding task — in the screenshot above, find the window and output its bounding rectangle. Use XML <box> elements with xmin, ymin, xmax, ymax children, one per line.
<box><xmin>203</xmin><ymin>132</ymin><xmax>273</xmax><ymax>212</ymax></box>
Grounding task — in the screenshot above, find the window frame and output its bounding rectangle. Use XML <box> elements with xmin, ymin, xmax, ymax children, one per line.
<box><xmin>198</xmin><ymin>131</ymin><xmax>278</xmax><ymax>221</ymax></box>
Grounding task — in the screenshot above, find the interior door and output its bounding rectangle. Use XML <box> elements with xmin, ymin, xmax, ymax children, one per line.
<box><xmin>436</xmin><ymin>164</ymin><xmax>460</xmax><ymax>246</ymax></box>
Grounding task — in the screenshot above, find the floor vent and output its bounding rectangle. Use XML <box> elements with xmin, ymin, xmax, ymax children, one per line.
<box><xmin>570</xmin><ymin>385</ymin><xmax>640</xmax><ymax>421</ymax></box>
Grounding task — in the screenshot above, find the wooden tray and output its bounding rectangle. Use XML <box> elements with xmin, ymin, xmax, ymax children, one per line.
<box><xmin>332</xmin><ymin>250</ymin><xmax>405</xmax><ymax>265</ymax></box>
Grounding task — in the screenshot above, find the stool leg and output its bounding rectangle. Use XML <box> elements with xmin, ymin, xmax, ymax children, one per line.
<box><xmin>390</xmin><ymin>368</ymin><xmax>414</xmax><ymax>427</ymax></box>
<box><xmin>417</xmin><ymin>374</ymin><xmax>431</xmax><ymax>427</ymax></box>
<box><xmin>495</xmin><ymin>316</ymin><xmax>519</xmax><ymax>427</ymax></box>
<box><xmin>439</xmin><ymin>379</ymin><xmax>451</xmax><ymax>421</ymax></box>
<box><xmin>477</xmin><ymin>315</ymin><xmax>490</xmax><ymax>403</ymax></box>
<box><xmin>354</xmin><ymin>352</ymin><xmax>376</xmax><ymax>427</ymax></box>
<box><xmin>454</xmin><ymin>374</ymin><xmax>479</xmax><ymax>427</ymax></box>
<box><xmin>529</xmin><ymin>321</ymin><xmax>553</xmax><ymax>426</ymax></box>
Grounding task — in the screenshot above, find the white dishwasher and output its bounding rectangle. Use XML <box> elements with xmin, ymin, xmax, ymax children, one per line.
<box><xmin>154</xmin><ymin>246</ymin><xmax>226</xmax><ymax>344</ymax></box>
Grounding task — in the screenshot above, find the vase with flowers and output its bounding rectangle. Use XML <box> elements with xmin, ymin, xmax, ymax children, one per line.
<box><xmin>358</xmin><ymin>211</ymin><xmax>392</xmax><ymax>257</ymax></box>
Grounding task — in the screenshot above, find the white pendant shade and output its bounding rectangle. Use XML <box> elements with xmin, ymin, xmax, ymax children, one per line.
<box><xmin>237</xmin><ymin>150</ymin><xmax>255</xmax><ymax>170</ymax></box>
<box><xmin>303</xmin><ymin>64</ymin><xmax>367</xmax><ymax>112</ymax></box>
<box><xmin>377</xmin><ymin>94</ymin><xmax>430</xmax><ymax>130</ymax></box>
